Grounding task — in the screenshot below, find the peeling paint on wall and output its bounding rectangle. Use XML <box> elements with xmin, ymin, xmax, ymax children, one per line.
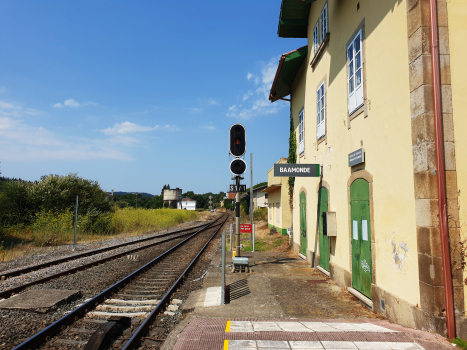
<box><xmin>390</xmin><ymin>234</ymin><xmax>410</xmax><ymax>271</ymax></box>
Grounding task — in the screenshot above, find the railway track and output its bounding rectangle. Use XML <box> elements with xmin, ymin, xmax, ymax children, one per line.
<box><xmin>0</xmin><ymin>219</ymin><xmax>222</xmax><ymax>299</ymax></box>
<box><xmin>11</xmin><ymin>213</ymin><xmax>228</xmax><ymax>350</ymax></box>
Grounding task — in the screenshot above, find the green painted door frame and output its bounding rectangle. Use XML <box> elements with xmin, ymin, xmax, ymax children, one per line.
<box><xmin>350</xmin><ymin>179</ymin><xmax>372</xmax><ymax>298</ymax></box>
<box><xmin>300</xmin><ymin>192</ymin><xmax>307</xmax><ymax>256</ymax></box>
<box><xmin>318</xmin><ymin>187</ymin><xmax>329</xmax><ymax>271</ymax></box>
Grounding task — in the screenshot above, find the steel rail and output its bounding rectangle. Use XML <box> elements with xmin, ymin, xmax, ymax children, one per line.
<box><xmin>12</xmin><ymin>214</ymin><xmax>227</xmax><ymax>350</ymax></box>
<box><xmin>0</xmin><ymin>220</ymin><xmax>223</xmax><ymax>299</ymax></box>
<box><xmin>122</xmin><ymin>214</ymin><xmax>228</xmax><ymax>350</ymax></box>
<box><xmin>0</xmin><ymin>221</ymin><xmax>212</xmax><ymax>280</ymax></box>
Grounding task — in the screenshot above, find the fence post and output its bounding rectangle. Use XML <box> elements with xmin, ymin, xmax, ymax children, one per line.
<box><xmin>73</xmin><ymin>195</ymin><xmax>78</xmax><ymax>252</ymax></box>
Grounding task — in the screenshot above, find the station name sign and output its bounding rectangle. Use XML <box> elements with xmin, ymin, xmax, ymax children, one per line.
<box><xmin>273</xmin><ymin>164</ymin><xmax>320</xmax><ymax>177</ymax></box>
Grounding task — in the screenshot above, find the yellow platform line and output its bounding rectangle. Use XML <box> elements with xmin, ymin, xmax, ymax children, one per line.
<box><xmin>224</xmin><ymin>320</ymin><xmax>231</xmax><ymax>349</ymax></box>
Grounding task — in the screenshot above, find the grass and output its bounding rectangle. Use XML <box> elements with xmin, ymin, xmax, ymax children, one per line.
<box><xmin>0</xmin><ymin>208</ymin><xmax>201</xmax><ymax>262</ymax></box>
<box><xmin>226</xmin><ymin>220</ymin><xmax>290</xmax><ymax>252</ymax></box>
<box><xmin>451</xmin><ymin>337</ymin><xmax>467</xmax><ymax>349</ymax></box>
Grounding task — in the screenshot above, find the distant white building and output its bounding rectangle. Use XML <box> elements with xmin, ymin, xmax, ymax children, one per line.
<box><xmin>252</xmin><ymin>184</ymin><xmax>268</xmax><ymax>210</ymax></box>
<box><xmin>178</xmin><ymin>197</ymin><xmax>196</xmax><ymax>210</ymax></box>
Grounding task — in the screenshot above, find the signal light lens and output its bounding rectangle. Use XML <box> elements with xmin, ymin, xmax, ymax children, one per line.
<box><xmin>235</xmin><ymin>138</ymin><xmax>240</xmax><ymax>145</ymax></box>
<box><xmin>230</xmin><ymin>158</ymin><xmax>247</xmax><ymax>175</ymax></box>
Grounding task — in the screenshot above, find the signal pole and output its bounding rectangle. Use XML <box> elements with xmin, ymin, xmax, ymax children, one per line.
<box><xmin>235</xmin><ymin>176</ymin><xmax>242</xmax><ymax>257</ymax></box>
<box><xmin>250</xmin><ymin>153</ymin><xmax>253</xmax><ymax>225</ymax></box>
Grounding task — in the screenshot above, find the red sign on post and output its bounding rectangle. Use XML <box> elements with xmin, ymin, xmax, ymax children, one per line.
<box><xmin>240</xmin><ymin>224</ymin><xmax>252</xmax><ymax>233</ymax></box>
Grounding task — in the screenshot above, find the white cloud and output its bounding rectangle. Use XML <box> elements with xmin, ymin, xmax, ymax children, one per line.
<box><xmin>189</xmin><ymin>107</ymin><xmax>203</xmax><ymax>114</ymax></box>
<box><xmin>64</xmin><ymin>99</ymin><xmax>80</xmax><ymax>107</ymax></box>
<box><xmin>0</xmin><ymin>101</ymin><xmax>15</xmax><ymax>109</ymax></box>
<box><xmin>0</xmin><ymin>116</ymin><xmax>133</xmax><ymax>161</ymax></box>
<box><xmin>227</xmin><ymin>57</ymin><xmax>283</xmax><ymax>120</ymax></box>
<box><xmin>0</xmin><ymin>100</ymin><xmax>39</xmax><ymax>118</ymax></box>
<box><xmin>24</xmin><ymin>108</ymin><xmax>42</xmax><ymax>116</ymax></box>
<box><xmin>243</xmin><ymin>90</ymin><xmax>253</xmax><ymax>101</ymax></box>
<box><xmin>197</xmin><ymin>98</ymin><xmax>219</xmax><ymax>106</ymax></box>
<box><xmin>100</xmin><ymin>121</ymin><xmax>179</xmax><ymax>135</ymax></box>
<box><xmin>53</xmin><ymin>99</ymin><xmax>97</xmax><ymax>108</ymax></box>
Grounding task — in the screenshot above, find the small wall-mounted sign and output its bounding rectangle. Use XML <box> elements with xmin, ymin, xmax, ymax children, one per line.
<box><xmin>349</xmin><ymin>148</ymin><xmax>365</xmax><ymax>167</ymax></box>
<box><xmin>273</xmin><ymin>164</ymin><xmax>320</xmax><ymax>177</ymax></box>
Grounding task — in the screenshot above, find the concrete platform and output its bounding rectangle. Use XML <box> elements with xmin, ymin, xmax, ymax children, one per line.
<box><xmin>163</xmin><ymin>250</ymin><xmax>453</xmax><ymax>350</ymax></box>
<box><xmin>0</xmin><ymin>289</ymin><xmax>81</xmax><ymax>312</ymax></box>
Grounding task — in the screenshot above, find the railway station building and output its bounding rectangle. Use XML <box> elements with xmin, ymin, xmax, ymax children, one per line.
<box><xmin>263</xmin><ymin>158</ymin><xmax>291</xmax><ymax>235</ymax></box>
<box><xmin>269</xmin><ymin>0</ymin><xmax>467</xmax><ymax>338</ymax></box>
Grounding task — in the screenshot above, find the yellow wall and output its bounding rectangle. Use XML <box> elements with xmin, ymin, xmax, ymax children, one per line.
<box><xmin>446</xmin><ymin>0</ymin><xmax>467</xmax><ymax>312</ymax></box>
<box><xmin>266</xmin><ymin>159</ymin><xmax>291</xmax><ymax>232</ymax></box>
<box><xmin>290</xmin><ymin>0</ymin><xmax>420</xmax><ymax>306</ymax></box>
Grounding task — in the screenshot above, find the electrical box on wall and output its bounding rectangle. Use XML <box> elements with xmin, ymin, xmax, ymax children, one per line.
<box><xmin>323</xmin><ymin>212</ymin><xmax>337</xmax><ymax>236</ymax></box>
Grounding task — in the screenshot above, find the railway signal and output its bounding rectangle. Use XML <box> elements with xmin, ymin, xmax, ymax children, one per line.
<box><xmin>229</xmin><ymin>123</ymin><xmax>246</xmax><ymax>157</ymax></box>
<box><xmin>229</xmin><ymin>124</ymin><xmax>247</xmax><ymax>259</ymax></box>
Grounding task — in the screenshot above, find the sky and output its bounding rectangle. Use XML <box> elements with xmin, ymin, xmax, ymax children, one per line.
<box><xmin>0</xmin><ymin>1</ymin><xmax>306</xmax><ymax>195</ymax></box>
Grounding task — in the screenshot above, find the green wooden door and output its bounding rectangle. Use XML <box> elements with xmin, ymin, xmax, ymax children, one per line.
<box><xmin>350</xmin><ymin>179</ymin><xmax>372</xmax><ymax>298</ymax></box>
<box><xmin>300</xmin><ymin>192</ymin><xmax>307</xmax><ymax>256</ymax></box>
<box><xmin>318</xmin><ymin>187</ymin><xmax>329</xmax><ymax>271</ymax></box>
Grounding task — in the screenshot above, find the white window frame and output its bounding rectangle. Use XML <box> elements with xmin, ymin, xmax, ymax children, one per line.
<box><xmin>276</xmin><ymin>203</ymin><xmax>280</xmax><ymax>224</ymax></box>
<box><xmin>299</xmin><ymin>109</ymin><xmax>305</xmax><ymax>154</ymax></box>
<box><xmin>347</xmin><ymin>29</ymin><xmax>364</xmax><ymax>114</ymax></box>
<box><xmin>320</xmin><ymin>3</ymin><xmax>328</xmax><ymax>42</ymax></box>
<box><xmin>269</xmin><ymin>203</ymin><xmax>272</xmax><ymax>220</ymax></box>
<box><xmin>313</xmin><ymin>22</ymin><xmax>319</xmax><ymax>56</ymax></box>
<box><xmin>317</xmin><ymin>82</ymin><xmax>326</xmax><ymax>140</ymax></box>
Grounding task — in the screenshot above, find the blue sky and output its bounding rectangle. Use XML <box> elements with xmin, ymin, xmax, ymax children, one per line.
<box><xmin>0</xmin><ymin>1</ymin><xmax>306</xmax><ymax>194</ymax></box>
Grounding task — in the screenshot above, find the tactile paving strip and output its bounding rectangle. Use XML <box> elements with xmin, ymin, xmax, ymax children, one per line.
<box><xmin>172</xmin><ymin>318</ymin><xmax>448</xmax><ymax>350</ymax></box>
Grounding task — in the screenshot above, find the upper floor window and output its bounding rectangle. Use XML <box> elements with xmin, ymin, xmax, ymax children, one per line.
<box><xmin>347</xmin><ymin>29</ymin><xmax>364</xmax><ymax>114</ymax></box>
<box><xmin>317</xmin><ymin>82</ymin><xmax>326</xmax><ymax>140</ymax></box>
<box><xmin>299</xmin><ymin>109</ymin><xmax>305</xmax><ymax>154</ymax></box>
<box><xmin>320</xmin><ymin>4</ymin><xmax>328</xmax><ymax>41</ymax></box>
<box><xmin>313</xmin><ymin>23</ymin><xmax>319</xmax><ymax>55</ymax></box>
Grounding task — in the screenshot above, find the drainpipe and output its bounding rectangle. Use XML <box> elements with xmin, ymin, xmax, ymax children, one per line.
<box><xmin>429</xmin><ymin>0</ymin><xmax>455</xmax><ymax>339</ymax></box>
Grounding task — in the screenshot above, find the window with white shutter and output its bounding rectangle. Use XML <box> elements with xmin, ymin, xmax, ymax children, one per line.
<box><xmin>347</xmin><ymin>29</ymin><xmax>364</xmax><ymax>114</ymax></box>
<box><xmin>320</xmin><ymin>4</ymin><xmax>328</xmax><ymax>42</ymax></box>
<box><xmin>317</xmin><ymin>82</ymin><xmax>325</xmax><ymax>139</ymax></box>
<box><xmin>299</xmin><ymin>109</ymin><xmax>305</xmax><ymax>154</ymax></box>
<box><xmin>313</xmin><ymin>23</ymin><xmax>319</xmax><ymax>56</ymax></box>
<box><xmin>276</xmin><ymin>203</ymin><xmax>280</xmax><ymax>224</ymax></box>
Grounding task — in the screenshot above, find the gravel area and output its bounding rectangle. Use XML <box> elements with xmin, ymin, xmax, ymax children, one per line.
<box><xmin>0</xmin><ymin>218</ymin><xmax>209</xmax><ymax>275</ymax></box>
<box><xmin>0</xmin><ymin>228</ymin><xmax>203</xmax><ymax>293</ymax></box>
<box><xmin>0</xmin><ymin>215</ymin><xmax>225</xmax><ymax>350</ymax></box>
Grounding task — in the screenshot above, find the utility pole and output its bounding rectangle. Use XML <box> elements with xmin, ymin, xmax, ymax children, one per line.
<box><xmin>73</xmin><ymin>195</ymin><xmax>78</xmax><ymax>251</ymax></box>
<box><xmin>250</xmin><ymin>153</ymin><xmax>253</xmax><ymax>225</ymax></box>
